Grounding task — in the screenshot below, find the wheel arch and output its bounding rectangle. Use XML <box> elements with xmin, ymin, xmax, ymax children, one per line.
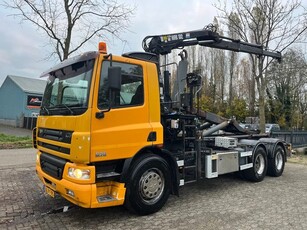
<box><xmin>254</xmin><ymin>142</ymin><xmax>267</xmax><ymax>155</ymax></box>
<box><xmin>120</xmin><ymin>146</ymin><xmax>179</xmax><ymax>196</ymax></box>
<box><xmin>259</xmin><ymin>138</ymin><xmax>287</xmax><ymax>161</ymax></box>
<box><xmin>239</xmin><ymin>139</ymin><xmax>268</xmax><ymax>157</ymax></box>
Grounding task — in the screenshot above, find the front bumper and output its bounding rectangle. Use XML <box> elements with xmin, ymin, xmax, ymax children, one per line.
<box><xmin>36</xmin><ymin>157</ymin><xmax>126</xmax><ymax>208</ymax></box>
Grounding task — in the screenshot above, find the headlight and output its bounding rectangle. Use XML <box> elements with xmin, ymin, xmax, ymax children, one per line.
<box><xmin>68</xmin><ymin>168</ymin><xmax>91</xmax><ymax>180</ymax></box>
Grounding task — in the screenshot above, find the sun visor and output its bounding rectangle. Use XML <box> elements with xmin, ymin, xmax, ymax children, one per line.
<box><xmin>40</xmin><ymin>51</ymin><xmax>99</xmax><ymax>78</ymax></box>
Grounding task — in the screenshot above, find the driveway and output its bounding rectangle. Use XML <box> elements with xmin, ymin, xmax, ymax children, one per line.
<box><xmin>0</xmin><ymin>148</ymin><xmax>36</xmax><ymax>168</ymax></box>
<box><xmin>1</xmin><ymin>148</ymin><xmax>307</xmax><ymax>230</ymax></box>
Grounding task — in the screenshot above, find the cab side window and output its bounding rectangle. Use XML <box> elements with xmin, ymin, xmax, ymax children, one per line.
<box><xmin>98</xmin><ymin>61</ymin><xmax>143</xmax><ymax>109</ymax></box>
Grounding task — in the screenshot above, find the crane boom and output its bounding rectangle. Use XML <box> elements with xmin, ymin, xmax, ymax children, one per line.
<box><xmin>142</xmin><ymin>26</ymin><xmax>281</xmax><ymax>61</ymax></box>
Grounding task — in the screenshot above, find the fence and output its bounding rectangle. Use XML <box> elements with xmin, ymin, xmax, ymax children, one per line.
<box><xmin>271</xmin><ymin>131</ymin><xmax>307</xmax><ymax>148</ymax></box>
<box><xmin>23</xmin><ymin>117</ymin><xmax>37</xmax><ymax>130</ymax></box>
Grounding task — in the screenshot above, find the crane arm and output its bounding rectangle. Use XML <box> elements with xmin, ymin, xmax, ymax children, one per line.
<box><xmin>142</xmin><ymin>26</ymin><xmax>281</xmax><ymax>61</ymax></box>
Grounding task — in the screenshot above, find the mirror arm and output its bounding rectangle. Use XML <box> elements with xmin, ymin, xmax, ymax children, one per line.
<box><xmin>103</xmin><ymin>53</ymin><xmax>113</xmax><ymax>66</ymax></box>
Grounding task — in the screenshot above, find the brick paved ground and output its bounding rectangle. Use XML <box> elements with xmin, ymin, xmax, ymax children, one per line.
<box><xmin>1</xmin><ymin>159</ymin><xmax>307</xmax><ymax>229</ymax></box>
<box><xmin>2</xmin><ymin>126</ymin><xmax>307</xmax><ymax>229</ymax></box>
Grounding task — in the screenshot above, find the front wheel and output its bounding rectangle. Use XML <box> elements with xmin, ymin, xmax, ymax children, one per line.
<box><xmin>124</xmin><ymin>153</ymin><xmax>171</xmax><ymax>215</ymax></box>
<box><xmin>267</xmin><ymin>145</ymin><xmax>285</xmax><ymax>177</ymax></box>
<box><xmin>243</xmin><ymin>146</ymin><xmax>268</xmax><ymax>182</ymax></box>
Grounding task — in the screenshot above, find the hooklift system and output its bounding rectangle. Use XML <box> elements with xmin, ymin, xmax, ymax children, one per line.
<box><xmin>34</xmin><ymin>24</ymin><xmax>288</xmax><ymax>216</ymax></box>
<box><xmin>126</xmin><ymin>26</ymin><xmax>286</xmax><ymax>211</ymax></box>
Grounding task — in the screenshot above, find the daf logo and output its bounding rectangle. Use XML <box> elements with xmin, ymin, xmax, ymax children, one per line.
<box><xmin>96</xmin><ymin>152</ymin><xmax>107</xmax><ymax>157</ymax></box>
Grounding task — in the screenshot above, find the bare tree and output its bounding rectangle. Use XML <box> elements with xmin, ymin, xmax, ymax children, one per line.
<box><xmin>267</xmin><ymin>48</ymin><xmax>307</xmax><ymax>129</ymax></box>
<box><xmin>215</xmin><ymin>0</ymin><xmax>306</xmax><ymax>133</ymax></box>
<box><xmin>3</xmin><ymin>0</ymin><xmax>135</xmax><ymax>61</ymax></box>
<box><xmin>207</xmin><ymin>18</ymin><xmax>227</xmax><ymax>114</ymax></box>
<box><xmin>236</xmin><ymin>58</ymin><xmax>254</xmax><ymax>112</ymax></box>
<box><xmin>227</xmin><ymin>12</ymin><xmax>240</xmax><ymax>107</ymax></box>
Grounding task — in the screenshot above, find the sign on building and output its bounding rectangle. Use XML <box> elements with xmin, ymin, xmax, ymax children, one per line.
<box><xmin>27</xmin><ymin>95</ymin><xmax>42</xmax><ymax>109</ymax></box>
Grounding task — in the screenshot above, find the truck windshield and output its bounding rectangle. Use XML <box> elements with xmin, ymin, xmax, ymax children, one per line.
<box><xmin>40</xmin><ymin>59</ymin><xmax>95</xmax><ymax>116</ymax></box>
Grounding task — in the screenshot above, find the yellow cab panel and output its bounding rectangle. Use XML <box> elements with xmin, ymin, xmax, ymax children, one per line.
<box><xmin>90</xmin><ymin>54</ymin><xmax>163</xmax><ymax>162</ymax></box>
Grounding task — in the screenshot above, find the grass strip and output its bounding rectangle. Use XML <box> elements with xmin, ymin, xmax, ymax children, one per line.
<box><xmin>0</xmin><ymin>133</ymin><xmax>32</xmax><ymax>149</ymax></box>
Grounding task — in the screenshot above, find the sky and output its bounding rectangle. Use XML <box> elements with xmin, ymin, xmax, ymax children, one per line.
<box><xmin>0</xmin><ymin>0</ymin><xmax>218</xmax><ymax>86</ymax></box>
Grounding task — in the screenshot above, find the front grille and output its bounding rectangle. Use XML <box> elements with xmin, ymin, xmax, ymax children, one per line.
<box><xmin>40</xmin><ymin>152</ymin><xmax>67</xmax><ymax>180</ymax></box>
<box><xmin>38</xmin><ymin>128</ymin><xmax>73</xmax><ymax>144</ymax></box>
<box><xmin>38</xmin><ymin>128</ymin><xmax>72</xmax><ymax>154</ymax></box>
<box><xmin>38</xmin><ymin>141</ymin><xmax>70</xmax><ymax>154</ymax></box>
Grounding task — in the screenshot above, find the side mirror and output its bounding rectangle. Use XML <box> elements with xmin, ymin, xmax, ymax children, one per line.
<box><xmin>108</xmin><ymin>66</ymin><xmax>121</xmax><ymax>91</ymax></box>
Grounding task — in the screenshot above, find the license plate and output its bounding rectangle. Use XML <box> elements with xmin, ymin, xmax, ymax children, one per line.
<box><xmin>45</xmin><ymin>186</ymin><xmax>55</xmax><ymax>198</ymax></box>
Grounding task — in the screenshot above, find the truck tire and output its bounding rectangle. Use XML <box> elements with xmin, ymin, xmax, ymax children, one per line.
<box><xmin>124</xmin><ymin>153</ymin><xmax>171</xmax><ymax>215</ymax></box>
<box><xmin>243</xmin><ymin>146</ymin><xmax>267</xmax><ymax>182</ymax></box>
<box><xmin>267</xmin><ymin>145</ymin><xmax>285</xmax><ymax>177</ymax></box>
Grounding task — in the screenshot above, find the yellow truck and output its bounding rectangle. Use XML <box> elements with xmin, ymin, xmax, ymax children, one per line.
<box><xmin>34</xmin><ymin>26</ymin><xmax>288</xmax><ymax>215</ymax></box>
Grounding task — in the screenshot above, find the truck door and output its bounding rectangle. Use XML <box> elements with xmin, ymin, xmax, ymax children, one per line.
<box><xmin>91</xmin><ymin>58</ymin><xmax>152</xmax><ymax>162</ymax></box>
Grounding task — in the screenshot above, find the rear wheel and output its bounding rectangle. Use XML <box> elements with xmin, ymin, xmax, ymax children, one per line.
<box><xmin>243</xmin><ymin>146</ymin><xmax>267</xmax><ymax>182</ymax></box>
<box><xmin>124</xmin><ymin>153</ymin><xmax>171</xmax><ymax>215</ymax></box>
<box><xmin>267</xmin><ymin>145</ymin><xmax>285</xmax><ymax>177</ymax></box>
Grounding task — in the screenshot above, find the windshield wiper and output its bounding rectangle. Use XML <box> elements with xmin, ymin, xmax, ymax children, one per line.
<box><xmin>41</xmin><ymin>105</ymin><xmax>50</xmax><ymax>115</ymax></box>
<box><xmin>56</xmin><ymin>104</ymin><xmax>74</xmax><ymax>115</ymax></box>
<box><xmin>67</xmin><ymin>103</ymin><xmax>88</xmax><ymax>109</ymax></box>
